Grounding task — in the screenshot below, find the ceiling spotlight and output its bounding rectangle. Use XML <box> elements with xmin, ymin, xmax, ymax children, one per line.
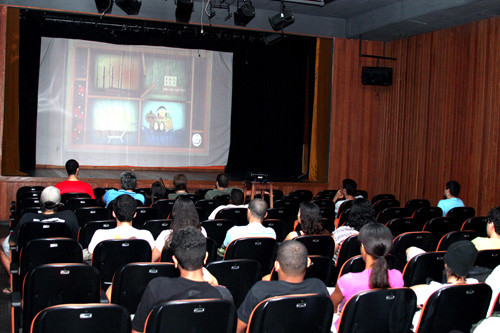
<box><xmin>175</xmin><ymin>0</ymin><xmax>194</xmax><ymax>23</ymax></box>
<box><xmin>269</xmin><ymin>1</ymin><xmax>295</xmax><ymax>31</ymax></box>
<box><xmin>95</xmin><ymin>0</ymin><xmax>113</xmax><ymax>14</ymax></box>
<box><xmin>115</xmin><ymin>0</ymin><xmax>142</xmax><ymax>15</ymax></box>
<box><xmin>234</xmin><ymin>1</ymin><xmax>255</xmax><ymax>27</ymax></box>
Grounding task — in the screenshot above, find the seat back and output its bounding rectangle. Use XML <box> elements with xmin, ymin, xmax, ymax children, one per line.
<box><xmin>16</xmin><ymin>186</ymin><xmax>44</xmax><ymax>203</ymax></box>
<box><xmin>247</xmin><ymin>294</ymin><xmax>333</xmax><ymax>333</ymax></box>
<box><xmin>215</xmin><ymin>208</ymin><xmax>248</xmax><ymax>226</ymax></box>
<box><xmin>74</xmin><ymin>207</ymin><xmax>110</xmax><ymax>227</ymax></box>
<box><xmin>415</xmin><ymin>283</ymin><xmax>492</xmax><ymax>333</ymax></box>
<box><xmin>446</xmin><ymin>206</ymin><xmax>476</xmax><ymax>223</ymax></box>
<box><xmin>412</xmin><ymin>207</ymin><xmax>443</xmax><ymax>224</ymax></box>
<box><xmin>402</xmin><ymin>251</ymin><xmax>445</xmax><ymax>287</ymax></box>
<box><xmin>262</xmin><ymin>219</ymin><xmax>289</xmax><ymax>242</ymax></box>
<box><xmin>289</xmin><ymin>190</ymin><xmax>313</xmax><ymax>202</ymax></box>
<box><xmin>111</xmin><ymin>263</ymin><xmax>179</xmax><ymax>314</ymax></box>
<box><xmin>133</xmin><ymin>207</ymin><xmax>159</xmax><ymax>228</ymax></box>
<box><xmin>144</xmin><ymin>299</ymin><xmax>236</xmax><ymax>333</ymax></box>
<box><xmin>335</xmin><ymin>235</ymin><xmax>361</xmax><ymax>269</ymax></box>
<box><xmin>295</xmin><ymin>235</ymin><xmax>335</xmax><ymax>258</ymax></box>
<box><xmin>60</xmin><ymin>192</ymin><xmax>91</xmax><ymax>204</ymax></box>
<box><xmin>266</xmin><ymin>207</ymin><xmax>293</xmax><ymax>224</ymax></box>
<box><xmin>392</xmin><ymin>231</ymin><xmax>435</xmax><ymax>271</ymax></box>
<box><xmin>18</xmin><ymin>221</ymin><xmax>73</xmax><ymax>249</ymax></box>
<box><xmin>371</xmin><ymin>194</ymin><xmax>396</xmax><ymax>204</ymax></box>
<box><xmin>386</xmin><ymin>217</ymin><xmax>422</xmax><ymax>237</ymax></box>
<box><xmin>206</xmin><ymin>259</ymin><xmax>261</xmax><ymax>308</ymax></box>
<box><xmin>23</xmin><ymin>263</ymin><xmax>101</xmax><ymax>331</ymax></box>
<box><xmin>404</xmin><ymin>199</ymin><xmax>431</xmax><ymax>215</ymax></box>
<box><xmin>423</xmin><ymin>217</ymin><xmax>463</xmax><ymax>240</ymax></box>
<box><xmin>200</xmin><ymin>219</ymin><xmax>236</xmax><ymax>247</ymax></box>
<box><xmin>337</xmin><ymin>208</ymin><xmax>351</xmax><ymax>227</ymax></box>
<box><xmin>312</xmin><ymin>199</ymin><xmax>335</xmax><ymax>210</ymax></box>
<box><xmin>274</xmin><ymin>199</ymin><xmax>300</xmax><ymax>217</ymax></box>
<box><xmin>224</xmin><ymin>237</ymin><xmax>277</xmax><ymax>276</ymax></box>
<box><xmin>77</xmin><ymin>220</ymin><xmax>116</xmax><ymax>249</ymax></box>
<box><xmin>64</xmin><ymin>198</ymin><xmax>99</xmax><ymax>212</ymax></box>
<box><xmin>141</xmin><ymin>219</ymin><xmax>172</xmax><ymax>239</ymax></box>
<box><xmin>195</xmin><ymin>199</ymin><xmax>220</xmax><ymax>215</ymax></box>
<box><xmin>377</xmin><ymin>207</ymin><xmax>410</xmax><ymax>224</ymax></box>
<box><xmin>338</xmin><ymin>288</ymin><xmax>416</xmax><ymax>333</ymax></box>
<box><xmin>461</xmin><ymin>216</ymin><xmax>488</xmax><ymax>237</ymax></box>
<box><xmin>372</xmin><ymin>199</ymin><xmax>401</xmax><ymax>214</ymax></box>
<box><xmin>151</xmin><ymin>199</ymin><xmax>176</xmax><ymax>219</ymax></box>
<box><xmin>31</xmin><ymin>303</ymin><xmax>131</xmax><ymax>333</ymax></box>
<box><xmin>475</xmin><ymin>249</ymin><xmax>500</xmax><ymax>269</ymax></box>
<box><xmin>336</xmin><ymin>200</ymin><xmax>354</xmax><ymax>219</ymax></box>
<box><xmin>436</xmin><ymin>230</ymin><xmax>478</xmax><ymax>251</ymax></box>
<box><xmin>92</xmin><ymin>239</ymin><xmax>152</xmax><ymax>287</ymax></box>
<box><xmin>306</xmin><ymin>255</ymin><xmax>335</xmax><ymax>287</ymax></box>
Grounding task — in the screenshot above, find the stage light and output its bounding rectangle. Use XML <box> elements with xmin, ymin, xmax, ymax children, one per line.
<box><xmin>116</xmin><ymin>0</ymin><xmax>142</xmax><ymax>15</ymax></box>
<box><xmin>95</xmin><ymin>0</ymin><xmax>113</xmax><ymax>14</ymax></box>
<box><xmin>269</xmin><ymin>1</ymin><xmax>295</xmax><ymax>31</ymax></box>
<box><xmin>175</xmin><ymin>0</ymin><xmax>194</xmax><ymax>23</ymax></box>
<box><xmin>234</xmin><ymin>1</ymin><xmax>255</xmax><ymax>27</ymax></box>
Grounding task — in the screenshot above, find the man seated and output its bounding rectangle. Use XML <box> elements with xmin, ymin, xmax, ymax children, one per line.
<box><xmin>168</xmin><ymin>174</ymin><xmax>188</xmax><ymax>199</ymax></box>
<box><xmin>437</xmin><ymin>180</ymin><xmax>464</xmax><ymax>216</ymax></box>
<box><xmin>131</xmin><ymin>226</ymin><xmax>233</xmax><ymax>333</ymax></box>
<box><xmin>332</xmin><ymin>179</ymin><xmax>363</xmax><ymax>217</ymax></box>
<box><xmin>222</xmin><ymin>198</ymin><xmax>276</xmax><ymax>248</ymax></box>
<box><xmin>87</xmin><ymin>194</ymin><xmax>154</xmax><ymax>254</ymax></box>
<box><xmin>205</xmin><ymin>173</ymin><xmax>232</xmax><ymax>200</ymax></box>
<box><xmin>102</xmin><ymin>171</ymin><xmax>145</xmax><ymax>207</ymax></box>
<box><xmin>472</xmin><ymin>207</ymin><xmax>500</xmax><ymax>251</ymax></box>
<box><xmin>208</xmin><ymin>188</ymin><xmax>248</xmax><ymax>220</ymax></box>
<box><xmin>236</xmin><ymin>240</ymin><xmax>330</xmax><ymax>333</ymax></box>
<box><xmin>54</xmin><ymin>159</ymin><xmax>95</xmax><ymax>198</ymax></box>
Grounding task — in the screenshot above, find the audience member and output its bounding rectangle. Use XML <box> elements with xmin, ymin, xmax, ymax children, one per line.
<box><xmin>236</xmin><ymin>240</ymin><xmax>329</xmax><ymax>333</ymax></box>
<box><xmin>222</xmin><ymin>198</ymin><xmax>276</xmax><ymax>248</ymax></box>
<box><xmin>332</xmin><ymin>179</ymin><xmax>363</xmax><ymax>216</ymax></box>
<box><xmin>437</xmin><ymin>180</ymin><xmax>465</xmax><ymax>216</ymax></box>
<box><xmin>87</xmin><ymin>194</ymin><xmax>154</xmax><ymax>254</ymax></box>
<box><xmin>205</xmin><ymin>173</ymin><xmax>232</xmax><ymax>199</ymax></box>
<box><xmin>485</xmin><ymin>264</ymin><xmax>500</xmax><ymax>316</ymax></box>
<box><xmin>208</xmin><ymin>188</ymin><xmax>247</xmax><ymax>220</ymax></box>
<box><xmin>151</xmin><ymin>196</ymin><xmax>207</xmax><ymax>262</ymax></box>
<box><xmin>472</xmin><ymin>207</ymin><xmax>500</xmax><ymax>251</ymax></box>
<box><xmin>102</xmin><ymin>171</ymin><xmax>145</xmax><ymax>207</ymax></box>
<box><xmin>284</xmin><ymin>202</ymin><xmax>330</xmax><ymax>241</ymax></box>
<box><xmin>132</xmin><ymin>226</ymin><xmax>233</xmax><ymax>333</ymax></box>
<box><xmin>168</xmin><ymin>174</ymin><xmax>188</xmax><ymax>199</ymax></box>
<box><xmin>149</xmin><ymin>181</ymin><xmax>167</xmax><ymax>205</ymax></box>
<box><xmin>332</xmin><ymin>198</ymin><xmax>375</xmax><ymax>262</ymax></box>
<box><xmin>54</xmin><ymin>159</ymin><xmax>95</xmax><ymax>198</ymax></box>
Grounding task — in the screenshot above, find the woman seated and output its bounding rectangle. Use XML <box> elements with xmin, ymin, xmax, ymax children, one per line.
<box><xmin>330</xmin><ymin>223</ymin><xmax>404</xmax><ymax>328</ymax></box>
<box><xmin>151</xmin><ymin>196</ymin><xmax>207</xmax><ymax>262</ymax></box>
<box><xmin>284</xmin><ymin>202</ymin><xmax>331</xmax><ymax>241</ymax></box>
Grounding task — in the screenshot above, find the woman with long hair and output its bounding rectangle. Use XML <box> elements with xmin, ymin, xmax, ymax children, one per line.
<box><xmin>149</xmin><ymin>181</ymin><xmax>167</xmax><ymax>205</ymax></box>
<box><xmin>284</xmin><ymin>202</ymin><xmax>330</xmax><ymax>241</ymax></box>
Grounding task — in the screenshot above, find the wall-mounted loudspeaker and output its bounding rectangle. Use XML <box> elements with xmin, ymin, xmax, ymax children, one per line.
<box><xmin>361</xmin><ymin>67</ymin><xmax>392</xmax><ymax>86</ymax></box>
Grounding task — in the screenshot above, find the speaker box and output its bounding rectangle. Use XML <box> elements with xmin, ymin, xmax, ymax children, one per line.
<box><xmin>361</xmin><ymin>67</ymin><xmax>392</xmax><ymax>86</ymax></box>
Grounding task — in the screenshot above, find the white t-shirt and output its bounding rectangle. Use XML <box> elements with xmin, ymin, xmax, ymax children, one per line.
<box><xmin>208</xmin><ymin>204</ymin><xmax>248</xmax><ymax>220</ymax></box>
<box><xmin>223</xmin><ymin>222</ymin><xmax>276</xmax><ymax>247</ymax></box>
<box><xmin>88</xmin><ymin>224</ymin><xmax>155</xmax><ymax>253</ymax></box>
<box><xmin>335</xmin><ymin>195</ymin><xmax>364</xmax><ymax>215</ymax></box>
<box><xmin>154</xmin><ymin>227</ymin><xmax>208</xmax><ymax>252</ymax></box>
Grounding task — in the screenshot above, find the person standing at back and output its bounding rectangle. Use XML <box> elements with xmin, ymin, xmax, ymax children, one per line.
<box><xmin>55</xmin><ymin>159</ymin><xmax>95</xmax><ymax>199</ymax></box>
<box><xmin>437</xmin><ymin>180</ymin><xmax>465</xmax><ymax>216</ymax></box>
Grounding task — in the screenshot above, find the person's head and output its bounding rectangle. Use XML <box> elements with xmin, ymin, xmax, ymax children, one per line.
<box><xmin>40</xmin><ymin>186</ymin><xmax>61</xmax><ymax>211</ymax></box>
<box><xmin>358</xmin><ymin>222</ymin><xmax>393</xmax><ymax>289</ymax></box>
<box><xmin>487</xmin><ymin>207</ymin><xmax>500</xmax><ymax>237</ymax></box>
<box><xmin>342</xmin><ymin>179</ymin><xmax>358</xmax><ymax>197</ymax></box>
<box><xmin>298</xmin><ymin>202</ymin><xmax>325</xmax><ymax>235</ymax></box>
<box><xmin>445</xmin><ymin>180</ymin><xmax>461</xmax><ymax>198</ymax></box>
<box><xmin>248</xmin><ymin>198</ymin><xmax>267</xmax><ymax>221</ymax></box>
<box><xmin>275</xmin><ymin>240</ymin><xmax>309</xmax><ymax>278</ymax></box>
<box><xmin>169</xmin><ymin>196</ymin><xmax>201</xmax><ymax>237</ymax></box>
<box><xmin>173</xmin><ymin>174</ymin><xmax>187</xmax><ymax>191</ymax></box>
<box><xmin>150</xmin><ymin>181</ymin><xmax>166</xmax><ymax>203</ymax></box>
<box><xmin>444</xmin><ymin>240</ymin><xmax>478</xmax><ymax>281</ymax></box>
<box><xmin>65</xmin><ymin>159</ymin><xmax>79</xmax><ymax>176</ymax></box>
<box><xmin>112</xmin><ymin>194</ymin><xmax>137</xmax><ymax>223</ymax></box>
<box><xmin>170</xmin><ymin>226</ymin><xmax>207</xmax><ymax>271</ymax></box>
<box><xmin>230</xmin><ymin>188</ymin><xmax>244</xmax><ymax>205</ymax></box>
<box><xmin>216</xmin><ymin>173</ymin><xmax>228</xmax><ymax>189</ymax></box>
<box><xmin>346</xmin><ymin>198</ymin><xmax>376</xmax><ymax>231</ymax></box>
<box><xmin>120</xmin><ymin>171</ymin><xmax>137</xmax><ymax>190</ymax></box>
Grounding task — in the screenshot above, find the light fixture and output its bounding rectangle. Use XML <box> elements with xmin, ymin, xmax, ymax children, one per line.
<box><xmin>115</xmin><ymin>0</ymin><xmax>142</xmax><ymax>15</ymax></box>
<box><xmin>269</xmin><ymin>1</ymin><xmax>295</xmax><ymax>31</ymax></box>
<box><xmin>234</xmin><ymin>1</ymin><xmax>255</xmax><ymax>27</ymax></box>
<box><xmin>95</xmin><ymin>0</ymin><xmax>113</xmax><ymax>14</ymax></box>
<box><xmin>175</xmin><ymin>0</ymin><xmax>194</xmax><ymax>23</ymax></box>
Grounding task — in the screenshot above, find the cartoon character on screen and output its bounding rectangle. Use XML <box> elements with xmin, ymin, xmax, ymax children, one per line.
<box><xmin>154</xmin><ymin>106</ymin><xmax>173</xmax><ymax>132</ymax></box>
<box><xmin>145</xmin><ymin>111</ymin><xmax>157</xmax><ymax>130</ymax></box>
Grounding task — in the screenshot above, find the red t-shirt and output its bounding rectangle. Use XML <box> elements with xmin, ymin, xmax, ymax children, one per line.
<box><xmin>55</xmin><ymin>180</ymin><xmax>95</xmax><ymax>199</ymax></box>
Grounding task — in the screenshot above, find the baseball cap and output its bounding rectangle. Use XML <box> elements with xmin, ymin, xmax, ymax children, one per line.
<box><xmin>444</xmin><ymin>240</ymin><xmax>478</xmax><ymax>276</ymax></box>
<box><xmin>40</xmin><ymin>186</ymin><xmax>61</xmax><ymax>208</ymax></box>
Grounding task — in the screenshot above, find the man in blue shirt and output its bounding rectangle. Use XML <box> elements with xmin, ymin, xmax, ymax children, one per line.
<box><xmin>103</xmin><ymin>171</ymin><xmax>145</xmax><ymax>207</ymax></box>
<box><xmin>437</xmin><ymin>180</ymin><xmax>464</xmax><ymax>216</ymax></box>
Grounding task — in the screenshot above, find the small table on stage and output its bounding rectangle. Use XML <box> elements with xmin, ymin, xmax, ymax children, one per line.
<box><xmin>245</xmin><ymin>181</ymin><xmax>274</xmax><ymax>208</ymax></box>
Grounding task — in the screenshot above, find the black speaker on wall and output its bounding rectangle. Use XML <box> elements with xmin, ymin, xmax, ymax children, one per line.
<box><xmin>361</xmin><ymin>67</ymin><xmax>392</xmax><ymax>86</ymax></box>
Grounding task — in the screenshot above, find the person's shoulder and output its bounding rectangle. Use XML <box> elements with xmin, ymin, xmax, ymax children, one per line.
<box><xmin>215</xmin><ymin>286</ymin><xmax>234</xmax><ymax>302</ymax></box>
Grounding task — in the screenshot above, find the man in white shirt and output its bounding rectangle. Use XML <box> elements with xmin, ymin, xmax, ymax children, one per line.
<box><xmin>222</xmin><ymin>198</ymin><xmax>276</xmax><ymax>247</ymax></box>
<box><xmin>88</xmin><ymin>194</ymin><xmax>154</xmax><ymax>254</ymax></box>
<box><xmin>209</xmin><ymin>188</ymin><xmax>248</xmax><ymax>220</ymax></box>
<box><xmin>332</xmin><ymin>178</ymin><xmax>363</xmax><ymax>216</ymax></box>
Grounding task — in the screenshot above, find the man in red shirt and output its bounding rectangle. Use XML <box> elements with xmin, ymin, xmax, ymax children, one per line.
<box><xmin>55</xmin><ymin>159</ymin><xmax>95</xmax><ymax>199</ymax></box>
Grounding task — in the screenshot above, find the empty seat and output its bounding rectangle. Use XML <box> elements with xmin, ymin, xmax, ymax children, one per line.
<box><xmin>446</xmin><ymin>206</ymin><xmax>476</xmax><ymax>223</ymax></box>
<box><xmin>377</xmin><ymin>207</ymin><xmax>410</xmax><ymax>224</ymax></box>
<box><xmin>475</xmin><ymin>249</ymin><xmax>500</xmax><ymax>269</ymax></box>
<box><xmin>412</xmin><ymin>207</ymin><xmax>443</xmax><ymax>224</ymax></box>
<box><xmin>289</xmin><ymin>189</ymin><xmax>313</xmax><ymax>202</ymax></box>
<box><xmin>436</xmin><ymin>230</ymin><xmax>478</xmax><ymax>251</ymax></box>
<box><xmin>402</xmin><ymin>251</ymin><xmax>445</xmax><ymax>287</ymax></box>
<box><xmin>371</xmin><ymin>194</ymin><xmax>396</xmax><ymax>204</ymax></box>
<box><xmin>461</xmin><ymin>216</ymin><xmax>488</xmax><ymax>237</ymax></box>
<box><xmin>423</xmin><ymin>217</ymin><xmax>462</xmax><ymax>240</ymax></box>
<box><xmin>224</xmin><ymin>237</ymin><xmax>277</xmax><ymax>277</ymax></box>
<box><xmin>386</xmin><ymin>217</ymin><xmax>422</xmax><ymax>237</ymax></box>
<box><xmin>372</xmin><ymin>199</ymin><xmax>400</xmax><ymax>214</ymax></box>
<box><xmin>404</xmin><ymin>199</ymin><xmax>431</xmax><ymax>215</ymax></box>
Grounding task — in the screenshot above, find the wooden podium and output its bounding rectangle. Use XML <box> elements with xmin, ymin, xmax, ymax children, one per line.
<box><xmin>245</xmin><ymin>181</ymin><xmax>274</xmax><ymax>208</ymax></box>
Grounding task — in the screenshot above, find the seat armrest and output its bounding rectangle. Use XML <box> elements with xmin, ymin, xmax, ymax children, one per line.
<box><xmin>11</xmin><ymin>291</ymin><xmax>21</xmax><ymax>308</ymax></box>
<box><xmin>10</xmin><ymin>262</ymin><xmax>19</xmax><ymax>275</ymax></box>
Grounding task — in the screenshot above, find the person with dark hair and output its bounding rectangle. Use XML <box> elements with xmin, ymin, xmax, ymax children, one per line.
<box><xmin>283</xmin><ymin>202</ymin><xmax>331</xmax><ymax>241</ymax></box>
<box><xmin>437</xmin><ymin>180</ymin><xmax>464</xmax><ymax>216</ymax></box>
<box><xmin>332</xmin><ymin>179</ymin><xmax>363</xmax><ymax>216</ymax></box>
<box><xmin>222</xmin><ymin>198</ymin><xmax>276</xmax><ymax>247</ymax></box>
<box><xmin>87</xmin><ymin>194</ymin><xmax>154</xmax><ymax>254</ymax></box>
<box><xmin>151</xmin><ymin>196</ymin><xmax>207</xmax><ymax>262</ymax></box>
<box><xmin>132</xmin><ymin>226</ymin><xmax>233</xmax><ymax>333</ymax></box>
<box><xmin>236</xmin><ymin>240</ymin><xmax>329</xmax><ymax>333</ymax></box>
<box><xmin>205</xmin><ymin>173</ymin><xmax>232</xmax><ymax>200</ymax></box>
<box><xmin>208</xmin><ymin>188</ymin><xmax>248</xmax><ymax>220</ymax></box>
<box><xmin>149</xmin><ymin>181</ymin><xmax>167</xmax><ymax>205</ymax></box>
<box><xmin>332</xmin><ymin>198</ymin><xmax>375</xmax><ymax>262</ymax></box>
<box><xmin>330</xmin><ymin>223</ymin><xmax>403</xmax><ymax>327</ymax></box>
<box><xmin>168</xmin><ymin>174</ymin><xmax>188</xmax><ymax>199</ymax></box>
<box><xmin>54</xmin><ymin>159</ymin><xmax>95</xmax><ymax>198</ymax></box>
<box><xmin>102</xmin><ymin>171</ymin><xmax>145</xmax><ymax>207</ymax></box>
<box><xmin>472</xmin><ymin>207</ymin><xmax>500</xmax><ymax>250</ymax></box>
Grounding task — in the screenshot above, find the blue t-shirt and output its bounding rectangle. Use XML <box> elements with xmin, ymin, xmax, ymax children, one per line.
<box><xmin>437</xmin><ymin>197</ymin><xmax>464</xmax><ymax>216</ymax></box>
<box><xmin>103</xmin><ymin>189</ymin><xmax>145</xmax><ymax>207</ymax></box>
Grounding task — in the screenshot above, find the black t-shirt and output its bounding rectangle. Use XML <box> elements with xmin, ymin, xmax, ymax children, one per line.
<box><xmin>237</xmin><ymin>278</ymin><xmax>330</xmax><ymax>324</ymax></box>
<box><xmin>10</xmin><ymin>210</ymin><xmax>79</xmax><ymax>244</ymax></box>
<box><xmin>132</xmin><ymin>277</ymin><xmax>234</xmax><ymax>332</ymax></box>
